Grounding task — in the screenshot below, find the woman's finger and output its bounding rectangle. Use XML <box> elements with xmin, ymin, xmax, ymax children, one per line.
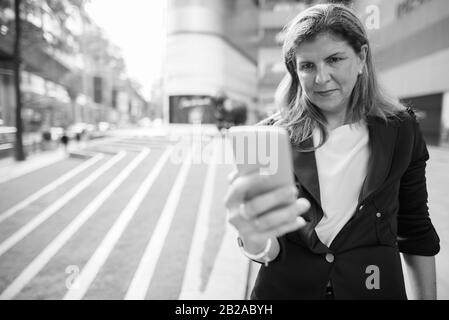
<box><xmin>244</xmin><ymin>185</ymin><xmax>298</xmax><ymax>219</ymax></box>
<box><xmin>251</xmin><ymin>198</ymin><xmax>309</xmax><ymax>232</ymax></box>
<box><xmin>224</xmin><ymin>172</ymin><xmax>289</xmax><ymax>211</ymax></box>
<box><xmin>228</xmin><ymin>197</ymin><xmax>310</xmax><ymax>237</ymax></box>
<box><xmin>268</xmin><ymin>216</ymin><xmax>307</xmax><ymax>238</ymax></box>
<box><xmin>227</xmin><ymin>205</ymin><xmax>256</xmax><ymax>234</ymax></box>
<box><xmin>295</xmin><ymin>198</ymin><xmax>311</xmax><ymax>216</ymax></box>
<box><xmin>245</xmin><ymin>217</ymin><xmax>307</xmax><ymax>244</ymax></box>
<box><xmin>224</xmin><ymin>172</ymin><xmax>266</xmax><ymax>210</ymax></box>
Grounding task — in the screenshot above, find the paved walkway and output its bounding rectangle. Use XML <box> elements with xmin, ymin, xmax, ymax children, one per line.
<box><xmin>426</xmin><ymin>147</ymin><xmax>449</xmax><ymax>299</ymax></box>
<box><xmin>0</xmin><ymin>149</ymin><xmax>67</xmax><ymax>185</ymax></box>
<box><xmin>0</xmin><ymin>138</ymin><xmax>117</xmax><ymax>184</ymax></box>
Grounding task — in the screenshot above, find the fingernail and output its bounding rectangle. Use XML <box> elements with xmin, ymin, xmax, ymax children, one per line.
<box><xmin>296</xmin><ymin>216</ymin><xmax>306</xmax><ymax>227</ymax></box>
<box><xmin>297</xmin><ymin>198</ymin><xmax>311</xmax><ymax>210</ymax></box>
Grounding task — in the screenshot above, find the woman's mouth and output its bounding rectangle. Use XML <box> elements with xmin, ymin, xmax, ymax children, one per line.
<box><xmin>315</xmin><ymin>89</ymin><xmax>337</xmax><ymax>97</ymax></box>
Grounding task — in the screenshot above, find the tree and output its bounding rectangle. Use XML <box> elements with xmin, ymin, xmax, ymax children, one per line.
<box><xmin>0</xmin><ymin>0</ymin><xmax>86</xmax><ymax>160</ymax></box>
<box><xmin>13</xmin><ymin>0</ymin><xmax>24</xmax><ymax>161</ymax></box>
<box><xmin>0</xmin><ymin>0</ymin><xmax>86</xmax><ymax>54</ymax></box>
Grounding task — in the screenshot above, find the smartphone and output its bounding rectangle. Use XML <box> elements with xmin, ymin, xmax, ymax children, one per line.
<box><xmin>228</xmin><ymin>125</ymin><xmax>295</xmax><ymax>190</ymax></box>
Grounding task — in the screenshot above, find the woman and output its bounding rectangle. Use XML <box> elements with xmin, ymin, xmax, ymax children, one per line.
<box><xmin>224</xmin><ymin>3</ymin><xmax>440</xmax><ymax>300</ymax></box>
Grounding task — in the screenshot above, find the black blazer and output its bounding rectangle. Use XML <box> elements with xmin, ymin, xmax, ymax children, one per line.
<box><xmin>251</xmin><ymin>109</ymin><xmax>440</xmax><ymax>300</ymax></box>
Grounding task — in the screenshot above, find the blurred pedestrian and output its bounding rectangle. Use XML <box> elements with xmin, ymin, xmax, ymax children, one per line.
<box><xmin>213</xmin><ymin>91</ymin><xmax>228</xmax><ymax>134</ymax></box>
<box><xmin>41</xmin><ymin>129</ymin><xmax>51</xmax><ymax>151</ymax></box>
<box><xmin>60</xmin><ymin>131</ymin><xmax>69</xmax><ymax>153</ymax></box>
<box><xmin>225</xmin><ymin>3</ymin><xmax>439</xmax><ymax>300</ymax></box>
<box><xmin>75</xmin><ymin>132</ymin><xmax>81</xmax><ymax>143</ymax></box>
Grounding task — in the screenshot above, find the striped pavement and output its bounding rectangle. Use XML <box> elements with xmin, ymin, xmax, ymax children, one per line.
<box><xmin>0</xmin><ymin>131</ymin><xmax>248</xmax><ymax>300</ymax></box>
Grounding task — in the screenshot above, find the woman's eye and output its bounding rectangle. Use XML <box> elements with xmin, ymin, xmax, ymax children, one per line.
<box><xmin>299</xmin><ymin>63</ymin><xmax>314</xmax><ymax>71</ymax></box>
<box><xmin>328</xmin><ymin>57</ymin><xmax>343</xmax><ymax>64</ymax></box>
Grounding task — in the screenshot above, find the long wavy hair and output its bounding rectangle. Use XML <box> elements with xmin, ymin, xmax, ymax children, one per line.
<box><xmin>275</xmin><ymin>3</ymin><xmax>405</xmax><ymax>150</ymax></box>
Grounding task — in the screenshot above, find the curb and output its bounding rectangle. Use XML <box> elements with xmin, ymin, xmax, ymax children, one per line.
<box><xmin>68</xmin><ymin>149</ymin><xmax>103</xmax><ymax>159</ymax></box>
<box><xmin>0</xmin><ymin>150</ymin><xmax>67</xmax><ymax>185</ymax></box>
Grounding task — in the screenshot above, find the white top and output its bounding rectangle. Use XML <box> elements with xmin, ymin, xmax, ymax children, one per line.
<box><xmin>312</xmin><ymin>121</ymin><xmax>370</xmax><ymax>247</ymax></box>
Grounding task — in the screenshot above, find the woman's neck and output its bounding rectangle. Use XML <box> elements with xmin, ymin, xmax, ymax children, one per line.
<box><xmin>325</xmin><ymin>112</ymin><xmax>348</xmax><ymax>131</ymax></box>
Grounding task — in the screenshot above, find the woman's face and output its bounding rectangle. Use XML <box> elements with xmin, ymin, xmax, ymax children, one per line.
<box><xmin>295</xmin><ymin>33</ymin><xmax>367</xmax><ymax>118</ymax></box>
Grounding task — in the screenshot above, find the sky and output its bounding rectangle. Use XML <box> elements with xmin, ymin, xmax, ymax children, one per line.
<box><xmin>85</xmin><ymin>0</ymin><xmax>167</xmax><ymax>100</ymax></box>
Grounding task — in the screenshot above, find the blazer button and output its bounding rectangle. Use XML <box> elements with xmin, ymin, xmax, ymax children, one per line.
<box><xmin>325</xmin><ymin>253</ymin><xmax>335</xmax><ymax>263</ymax></box>
<box><xmin>376</xmin><ymin>212</ymin><xmax>382</xmax><ymax>218</ymax></box>
<box><xmin>359</xmin><ymin>205</ymin><xmax>364</xmax><ymax>211</ymax></box>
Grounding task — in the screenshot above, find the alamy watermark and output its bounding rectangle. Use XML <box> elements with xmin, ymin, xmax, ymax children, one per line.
<box><xmin>365</xmin><ymin>5</ymin><xmax>380</xmax><ymax>30</ymax></box>
<box><xmin>365</xmin><ymin>265</ymin><xmax>380</xmax><ymax>290</ymax></box>
<box><xmin>65</xmin><ymin>265</ymin><xmax>80</xmax><ymax>290</ymax></box>
<box><xmin>168</xmin><ymin>124</ymin><xmax>280</xmax><ymax>176</ymax></box>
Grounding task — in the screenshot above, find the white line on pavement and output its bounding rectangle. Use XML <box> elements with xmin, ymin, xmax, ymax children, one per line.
<box><xmin>178</xmin><ymin>140</ymin><xmax>219</xmax><ymax>299</ymax></box>
<box><xmin>0</xmin><ymin>151</ymin><xmax>126</xmax><ymax>259</ymax></box>
<box><xmin>63</xmin><ymin>147</ymin><xmax>174</xmax><ymax>300</ymax></box>
<box><xmin>0</xmin><ymin>154</ymin><xmax>104</xmax><ymax>225</ymax></box>
<box><xmin>124</xmin><ymin>150</ymin><xmax>193</xmax><ymax>300</ymax></box>
<box><xmin>101</xmin><ymin>143</ymin><xmax>151</xmax><ymax>152</ymax></box>
<box><xmin>0</xmin><ymin>149</ymin><xmax>150</xmax><ymax>300</ymax></box>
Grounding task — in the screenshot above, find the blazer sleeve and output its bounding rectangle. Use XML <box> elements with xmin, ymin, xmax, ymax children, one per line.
<box><xmin>397</xmin><ymin>115</ymin><xmax>440</xmax><ymax>256</ymax></box>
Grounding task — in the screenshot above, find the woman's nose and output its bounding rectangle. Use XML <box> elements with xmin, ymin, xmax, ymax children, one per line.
<box><xmin>315</xmin><ymin>66</ymin><xmax>331</xmax><ymax>84</ymax></box>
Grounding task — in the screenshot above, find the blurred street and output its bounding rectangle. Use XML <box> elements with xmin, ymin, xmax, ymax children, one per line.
<box><xmin>0</xmin><ymin>125</ymin><xmax>448</xmax><ymax>300</ymax></box>
<box><xmin>0</xmin><ymin>125</ymin><xmax>249</xmax><ymax>300</ymax></box>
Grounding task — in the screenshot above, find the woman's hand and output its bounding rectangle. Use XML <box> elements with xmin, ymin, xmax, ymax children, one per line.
<box><xmin>224</xmin><ymin>170</ymin><xmax>310</xmax><ymax>253</ymax></box>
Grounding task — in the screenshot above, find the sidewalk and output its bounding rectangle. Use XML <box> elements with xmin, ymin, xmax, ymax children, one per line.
<box><xmin>181</xmin><ymin>223</ymin><xmax>250</xmax><ymax>300</ymax></box>
<box><xmin>427</xmin><ymin>146</ymin><xmax>449</xmax><ymax>299</ymax></box>
<box><xmin>0</xmin><ymin>148</ymin><xmax>67</xmax><ymax>185</ymax></box>
<box><xmin>200</xmin><ymin>225</ymin><xmax>250</xmax><ymax>300</ymax></box>
<box><xmin>0</xmin><ymin>138</ymin><xmax>112</xmax><ymax>185</ymax></box>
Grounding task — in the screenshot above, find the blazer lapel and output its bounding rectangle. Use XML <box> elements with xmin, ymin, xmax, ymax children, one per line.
<box><xmin>358</xmin><ymin>116</ymin><xmax>399</xmax><ymax>204</ymax></box>
<box><xmin>291</xmin><ymin>138</ymin><xmax>321</xmax><ymax>207</ymax></box>
<box><xmin>290</xmin><ymin>138</ymin><xmax>329</xmax><ymax>253</ymax></box>
<box><xmin>288</xmin><ymin>118</ymin><xmax>399</xmax><ymax>253</ymax></box>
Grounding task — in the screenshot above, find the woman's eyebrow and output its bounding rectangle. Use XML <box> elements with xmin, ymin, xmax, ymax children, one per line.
<box><xmin>326</xmin><ymin>51</ymin><xmax>346</xmax><ymax>58</ymax></box>
<box><xmin>297</xmin><ymin>51</ymin><xmax>346</xmax><ymax>63</ymax></box>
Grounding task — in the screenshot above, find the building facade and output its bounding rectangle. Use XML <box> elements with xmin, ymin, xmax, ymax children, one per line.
<box><xmin>164</xmin><ymin>0</ymin><xmax>449</xmax><ymax>145</ymax></box>
<box><xmin>164</xmin><ymin>0</ymin><xmax>259</xmax><ymax>124</ymax></box>
<box><xmin>0</xmin><ymin>1</ymin><xmax>74</xmax><ymax>131</ymax></box>
<box><xmin>256</xmin><ymin>0</ymin><xmax>449</xmax><ymax>146</ymax></box>
<box><xmin>354</xmin><ymin>0</ymin><xmax>449</xmax><ymax>147</ymax></box>
<box><xmin>0</xmin><ymin>0</ymin><xmax>149</xmax><ymax>140</ymax></box>
<box><xmin>257</xmin><ymin>0</ymin><xmax>310</xmax><ymax>118</ymax></box>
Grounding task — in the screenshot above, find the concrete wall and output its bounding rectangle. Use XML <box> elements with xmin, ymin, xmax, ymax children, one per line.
<box><xmin>165</xmin><ymin>0</ymin><xmax>258</xmax><ymax>123</ymax></box>
<box><xmin>355</xmin><ymin>0</ymin><xmax>449</xmax><ymax>98</ymax></box>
